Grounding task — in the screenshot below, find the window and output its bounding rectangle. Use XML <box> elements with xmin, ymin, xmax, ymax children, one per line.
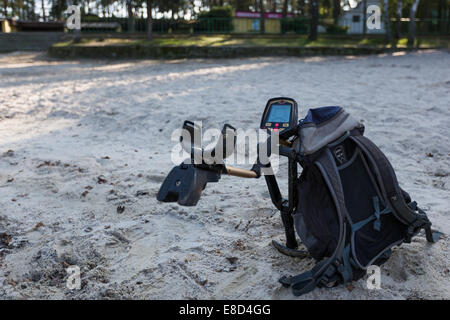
<box><xmin>251</xmin><ymin>19</ymin><xmax>260</xmax><ymax>31</ymax></box>
<box><xmin>352</xmin><ymin>15</ymin><xmax>360</xmax><ymax>23</ymax></box>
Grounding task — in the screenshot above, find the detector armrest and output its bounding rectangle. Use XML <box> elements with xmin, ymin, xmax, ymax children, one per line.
<box><xmin>180</xmin><ymin>121</ymin><xmax>236</xmax><ymax>164</ymax></box>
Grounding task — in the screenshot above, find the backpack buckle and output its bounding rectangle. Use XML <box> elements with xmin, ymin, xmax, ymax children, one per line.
<box><xmin>317</xmin><ymin>264</ymin><xmax>339</xmax><ymax>288</ymax></box>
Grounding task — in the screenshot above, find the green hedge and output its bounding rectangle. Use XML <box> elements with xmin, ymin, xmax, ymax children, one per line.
<box><xmin>197</xmin><ymin>6</ymin><xmax>233</xmax><ymax>19</ymax></box>
<box><xmin>326</xmin><ymin>24</ymin><xmax>349</xmax><ymax>35</ymax></box>
<box><xmin>49</xmin><ymin>44</ymin><xmax>405</xmax><ymax>60</ymax></box>
<box><xmin>196</xmin><ymin>6</ymin><xmax>234</xmax><ymax>33</ymax></box>
<box><xmin>281</xmin><ymin>18</ymin><xmax>309</xmax><ymax>34</ymax></box>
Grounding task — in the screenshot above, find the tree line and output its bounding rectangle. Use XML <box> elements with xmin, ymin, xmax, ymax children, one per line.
<box><xmin>1</xmin><ymin>0</ymin><xmax>448</xmax><ymax>44</ymax></box>
<box><xmin>0</xmin><ymin>0</ymin><xmax>341</xmax><ymax>21</ymax></box>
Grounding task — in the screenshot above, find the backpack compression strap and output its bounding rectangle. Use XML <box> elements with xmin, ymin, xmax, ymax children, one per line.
<box><xmin>350</xmin><ymin>135</ymin><xmax>441</xmax><ymax>243</ymax></box>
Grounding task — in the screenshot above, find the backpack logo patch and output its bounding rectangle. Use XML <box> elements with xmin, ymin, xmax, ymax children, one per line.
<box><xmin>334</xmin><ymin>145</ymin><xmax>347</xmax><ymax>164</ymax></box>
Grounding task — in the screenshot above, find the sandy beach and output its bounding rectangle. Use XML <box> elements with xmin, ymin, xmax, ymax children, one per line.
<box><xmin>0</xmin><ymin>50</ymin><xmax>449</xmax><ymax>299</ymax></box>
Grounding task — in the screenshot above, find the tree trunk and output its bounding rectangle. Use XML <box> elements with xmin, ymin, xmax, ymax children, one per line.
<box><xmin>383</xmin><ymin>0</ymin><xmax>391</xmax><ymax>43</ymax></box>
<box><xmin>29</xmin><ymin>0</ymin><xmax>35</xmax><ymax>20</ymax></box>
<box><xmin>3</xmin><ymin>0</ymin><xmax>7</xmax><ymax>17</ymax></box>
<box><xmin>423</xmin><ymin>0</ymin><xmax>430</xmax><ymax>33</ymax></box>
<box><xmin>362</xmin><ymin>0</ymin><xmax>367</xmax><ymax>35</ymax></box>
<box><xmin>127</xmin><ymin>0</ymin><xmax>135</xmax><ymax>33</ymax></box>
<box><xmin>333</xmin><ymin>0</ymin><xmax>340</xmax><ymax>25</ymax></box>
<box><xmin>309</xmin><ymin>0</ymin><xmax>319</xmax><ymax>41</ymax></box>
<box><xmin>407</xmin><ymin>0</ymin><xmax>420</xmax><ymax>47</ymax></box>
<box><xmin>438</xmin><ymin>0</ymin><xmax>447</xmax><ymax>33</ymax></box>
<box><xmin>58</xmin><ymin>0</ymin><xmax>64</xmax><ymax>20</ymax></box>
<box><xmin>146</xmin><ymin>0</ymin><xmax>153</xmax><ymax>40</ymax></box>
<box><xmin>282</xmin><ymin>0</ymin><xmax>288</xmax><ymax>18</ymax></box>
<box><xmin>41</xmin><ymin>0</ymin><xmax>46</xmax><ymax>21</ymax></box>
<box><xmin>395</xmin><ymin>0</ymin><xmax>402</xmax><ymax>39</ymax></box>
<box><xmin>259</xmin><ymin>0</ymin><xmax>265</xmax><ymax>34</ymax></box>
<box><xmin>10</xmin><ymin>0</ymin><xmax>14</xmax><ymax>17</ymax></box>
<box><xmin>298</xmin><ymin>0</ymin><xmax>306</xmax><ymax>15</ymax></box>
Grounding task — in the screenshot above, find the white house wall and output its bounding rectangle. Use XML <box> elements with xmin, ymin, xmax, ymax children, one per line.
<box><xmin>339</xmin><ymin>0</ymin><xmax>386</xmax><ymax>34</ymax></box>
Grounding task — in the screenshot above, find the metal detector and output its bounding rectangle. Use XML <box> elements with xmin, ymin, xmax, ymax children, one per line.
<box><xmin>157</xmin><ymin>97</ymin><xmax>306</xmax><ymax>257</ymax></box>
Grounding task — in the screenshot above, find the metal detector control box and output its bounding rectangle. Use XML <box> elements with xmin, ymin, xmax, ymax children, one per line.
<box><xmin>260</xmin><ymin>97</ymin><xmax>298</xmax><ymax>139</ymax></box>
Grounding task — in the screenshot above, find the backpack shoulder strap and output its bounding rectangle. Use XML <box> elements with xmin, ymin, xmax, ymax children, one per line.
<box><xmin>279</xmin><ymin>148</ymin><xmax>351</xmax><ymax>296</ymax></box>
<box><xmin>350</xmin><ymin>135</ymin><xmax>440</xmax><ymax>243</ymax></box>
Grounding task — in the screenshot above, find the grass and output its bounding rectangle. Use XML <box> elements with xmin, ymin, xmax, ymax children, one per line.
<box><xmin>54</xmin><ymin>34</ymin><xmax>449</xmax><ymax>49</ymax></box>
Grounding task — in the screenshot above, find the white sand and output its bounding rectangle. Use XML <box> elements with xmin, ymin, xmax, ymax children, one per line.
<box><xmin>0</xmin><ymin>50</ymin><xmax>449</xmax><ymax>300</ymax></box>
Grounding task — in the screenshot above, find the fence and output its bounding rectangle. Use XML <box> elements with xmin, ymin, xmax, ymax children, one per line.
<box><xmin>74</xmin><ymin>17</ymin><xmax>449</xmax><ymax>36</ymax></box>
<box><xmin>78</xmin><ymin>17</ymin><xmax>311</xmax><ymax>34</ymax></box>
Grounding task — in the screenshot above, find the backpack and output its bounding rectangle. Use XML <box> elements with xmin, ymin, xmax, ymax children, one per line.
<box><xmin>279</xmin><ymin>106</ymin><xmax>441</xmax><ymax>296</ymax></box>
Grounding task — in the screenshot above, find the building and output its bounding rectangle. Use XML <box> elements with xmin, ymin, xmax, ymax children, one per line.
<box><xmin>339</xmin><ymin>0</ymin><xmax>386</xmax><ymax>34</ymax></box>
<box><xmin>0</xmin><ymin>19</ymin><xmax>63</xmax><ymax>33</ymax></box>
<box><xmin>233</xmin><ymin>11</ymin><xmax>294</xmax><ymax>34</ymax></box>
<box><xmin>0</xmin><ymin>18</ymin><xmax>19</xmax><ymax>32</ymax></box>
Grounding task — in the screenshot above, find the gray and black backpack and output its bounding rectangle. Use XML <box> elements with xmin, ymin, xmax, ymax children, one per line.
<box><xmin>279</xmin><ymin>106</ymin><xmax>441</xmax><ymax>296</ymax></box>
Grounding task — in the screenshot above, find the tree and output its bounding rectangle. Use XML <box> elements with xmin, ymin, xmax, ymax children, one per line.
<box><xmin>395</xmin><ymin>0</ymin><xmax>403</xmax><ymax>39</ymax></box>
<box><xmin>42</xmin><ymin>0</ymin><xmax>46</xmax><ymax>21</ymax></box>
<box><xmin>437</xmin><ymin>0</ymin><xmax>447</xmax><ymax>33</ymax></box>
<box><xmin>295</xmin><ymin>0</ymin><xmax>306</xmax><ymax>15</ymax></box>
<box><xmin>362</xmin><ymin>0</ymin><xmax>367</xmax><ymax>35</ymax></box>
<box><xmin>282</xmin><ymin>0</ymin><xmax>288</xmax><ymax>17</ymax></box>
<box><xmin>146</xmin><ymin>0</ymin><xmax>152</xmax><ymax>39</ymax></box>
<box><xmin>259</xmin><ymin>0</ymin><xmax>264</xmax><ymax>34</ymax></box>
<box><xmin>309</xmin><ymin>0</ymin><xmax>319</xmax><ymax>41</ymax></box>
<box><xmin>333</xmin><ymin>0</ymin><xmax>340</xmax><ymax>24</ymax></box>
<box><xmin>127</xmin><ymin>0</ymin><xmax>135</xmax><ymax>32</ymax></box>
<box><xmin>229</xmin><ymin>0</ymin><xmax>251</xmax><ymax>11</ymax></box>
<box><xmin>154</xmin><ymin>0</ymin><xmax>186</xmax><ymax>19</ymax></box>
<box><xmin>29</xmin><ymin>0</ymin><xmax>36</xmax><ymax>19</ymax></box>
<box><xmin>383</xmin><ymin>0</ymin><xmax>391</xmax><ymax>43</ymax></box>
<box><xmin>407</xmin><ymin>0</ymin><xmax>420</xmax><ymax>47</ymax></box>
<box><xmin>50</xmin><ymin>0</ymin><xmax>66</xmax><ymax>20</ymax></box>
<box><xmin>321</xmin><ymin>0</ymin><xmax>331</xmax><ymax>16</ymax></box>
<box><xmin>268</xmin><ymin>0</ymin><xmax>276</xmax><ymax>12</ymax></box>
<box><xmin>3</xmin><ymin>0</ymin><xmax>8</xmax><ymax>17</ymax></box>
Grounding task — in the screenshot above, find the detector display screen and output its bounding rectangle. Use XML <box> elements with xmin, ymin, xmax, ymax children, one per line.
<box><xmin>266</xmin><ymin>104</ymin><xmax>292</xmax><ymax>123</ymax></box>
